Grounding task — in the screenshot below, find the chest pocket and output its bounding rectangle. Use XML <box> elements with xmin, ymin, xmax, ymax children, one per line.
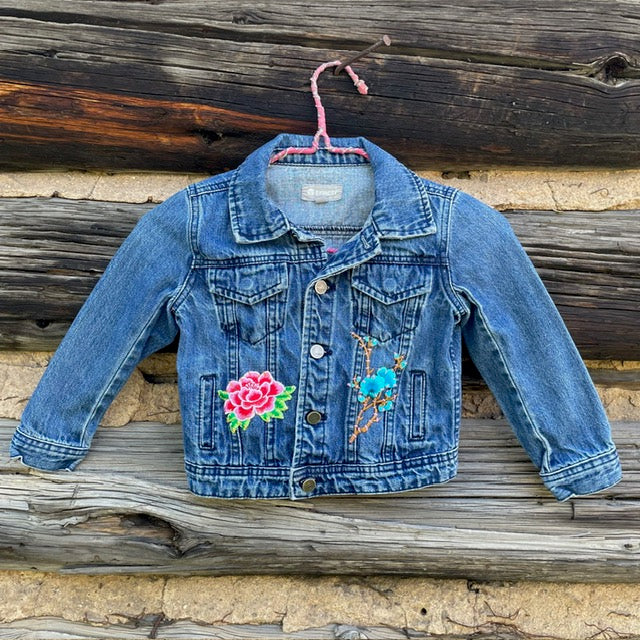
<box><xmin>207</xmin><ymin>263</ymin><xmax>289</xmax><ymax>345</ymax></box>
<box><xmin>351</xmin><ymin>262</ymin><xmax>433</xmax><ymax>342</ymax></box>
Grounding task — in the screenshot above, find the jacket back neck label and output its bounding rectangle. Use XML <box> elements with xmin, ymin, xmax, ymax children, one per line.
<box><xmin>301</xmin><ymin>183</ymin><xmax>343</xmax><ymax>203</ymax></box>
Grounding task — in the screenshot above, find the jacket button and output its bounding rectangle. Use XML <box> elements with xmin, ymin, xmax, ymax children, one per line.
<box><xmin>305</xmin><ymin>410</ymin><xmax>323</xmax><ymax>425</ymax></box>
<box><xmin>309</xmin><ymin>344</ymin><xmax>326</xmax><ymax>359</ymax></box>
<box><xmin>301</xmin><ymin>477</ymin><xmax>317</xmax><ymax>493</ymax></box>
<box><xmin>314</xmin><ymin>279</ymin><xmax>329</xmax><ymax>295</ymax></box>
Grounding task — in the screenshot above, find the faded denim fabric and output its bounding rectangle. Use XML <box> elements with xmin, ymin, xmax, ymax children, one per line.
<box><xmin>9</xmin><ymin>133</ymin><xmax>622</xmax><ymax>501</ymax></box>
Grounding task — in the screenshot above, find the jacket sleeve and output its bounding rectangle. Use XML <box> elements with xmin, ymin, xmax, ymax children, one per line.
<box><xmin>448</xmin><ymin>189</ymin><xmax>621</xmax><ymax>501</ymax></box>
<box><xmin>9</xmin><ymin>188</ymin><xmax>194</xmax><ymax>471</ymax></box>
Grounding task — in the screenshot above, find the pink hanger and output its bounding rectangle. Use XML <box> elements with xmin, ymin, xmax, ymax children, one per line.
<box><xmin>269</xmin><ymin>37</ymin><xmax>391</xmax><ymax>164</ymax></box>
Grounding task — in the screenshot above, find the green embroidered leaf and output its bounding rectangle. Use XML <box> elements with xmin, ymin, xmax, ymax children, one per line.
<box><xmin>226</xmin><ymin>412</ymin><xmax>238</xmax><ymax>432</ymax></box>
<box><xmin>276</xmin><ymin>390</ymin><xmax>294</xmax><ymax>403</ymax></box>
<box><xmin>275</xmin><ymin>398</ymin><xmax>288</xmax><ymax>411</ymax></box>
<box><xmin>218</xmin><ymin>390</ymin><xmax>229</xmax><ymax>400</ymax></box>
<box><xmin>260</xmin><ymin>407</ymin><xmax>286</xmax><ymax>422</ymax></box>
<box><xmin>226</xmin><ymin>412</ymin><xmax>249</xmax><ymax>434</ymax></box>
<box><xmin>284</xmin><ymin>385</ymin><xmax>296</xmax><ymax>395</ymax></box>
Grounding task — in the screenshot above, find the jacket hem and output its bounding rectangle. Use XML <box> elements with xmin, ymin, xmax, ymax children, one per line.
<box><xmin>9</xmin><ymin>427</ymin><xmax>87</xmax><ymax>471</ymax></box>
<box><xmin>540</xmin><ymin>446</ymin><xmax>622</xmax><ymax>501</ymax></box>
<box><xmin>184</xmin><ymin>448</ymin><xmax>458</xmax><ymax>499</ymax></box>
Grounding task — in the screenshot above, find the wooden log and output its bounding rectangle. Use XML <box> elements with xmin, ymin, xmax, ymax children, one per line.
<box><xmin>0</xmin><ymin>617</ymin><xmax>516</xmax><ymax>640</ymax></box>
<box><xmin>0</xmin><ymin>417</ymin><xmax>637</xmax><ymax>581</ymax></box>
<box><xmin>1</xmin><ymin>197</ymin><xmax>638</xmax><ymax>358</ymax></box>
<box><xmin>7</xmin><ymin>0</ymin><xmax>640</xmax><ymax>66</ymax></box>
<box><xmin>0</xmin><ymin>4</ymin><xmax>639</xmax><ymax>170</ymax></box>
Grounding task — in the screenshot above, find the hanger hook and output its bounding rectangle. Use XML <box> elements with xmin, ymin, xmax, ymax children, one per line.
<box><xmin>310</xmin><ymin>59</ymin><xmax>369</xmax><ymax>151</ymax></box>
<box><xmin>334</xmin><ymin>35</ymin><xmax>391</xmax><ymax>75</ymax></box>
<box><xmin>268</xmin><ymin>42</ymin><xmax>386</xmax><ymax>164</ymax></box>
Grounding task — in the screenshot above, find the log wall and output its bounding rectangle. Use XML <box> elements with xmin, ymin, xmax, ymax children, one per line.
<box><xmin>1</xmin><ymin>2</ymin><xmax>640</xmax><ymax>612</ymax></box>
<box><xmin>1</xmin><ymin>197</ymin><xmax>638</xmax><ymax>358</ymax></box>
<box><xmin>1</xmin><ymin>417</ymin><xmax>638</xmax><ymax>581</ymax></box>
<box><xmin>1</xmin><ymin>2</ymin><xmax>639</xmax><ymax>171</ymax></box>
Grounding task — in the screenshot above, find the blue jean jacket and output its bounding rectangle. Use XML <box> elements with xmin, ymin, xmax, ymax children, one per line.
<box><xmin>9</xmin><ymin>133</ymin><xmax>622</xmax><ymax>501</ymax></box>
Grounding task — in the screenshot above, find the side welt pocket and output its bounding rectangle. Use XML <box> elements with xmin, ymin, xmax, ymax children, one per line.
<box><xmin>409</xmin><ymin>370</ymin><xmax>426</xmax><ymax>441</ymax></box>
<box><xmin>198</xmin><ymin>373</ymin><xmax>217</xmax><ymax>450</ymax></box>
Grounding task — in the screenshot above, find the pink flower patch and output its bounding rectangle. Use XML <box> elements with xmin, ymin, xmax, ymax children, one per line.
<box><xmin>224</xmin><ymin>370</ymin><xmax>284</xmax><ymax>421</ymax></box>
<box><xmin>218</xmin><ymin>371</ymin><xmax>295</xmax><ymax>433</ymax></box>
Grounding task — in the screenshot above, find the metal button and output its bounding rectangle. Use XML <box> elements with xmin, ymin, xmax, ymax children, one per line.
<box><xmin>309</xmin><ymin>344</ymin><xmax>326</xmax><ymax>359</ymax></box>
<box><xmin>301</xmin><ymin>477</ymin><xmax>317</xmax><ymax>493</ymax></box>
<box><xmin>314</xmin><ymin>279</ymin><xmax>329</xmax><ymax>295</ymax></box>
<box><xmin>305</xmin><ymin>410</ymin><xmax>323</xmax><ymax>425</ymax></box>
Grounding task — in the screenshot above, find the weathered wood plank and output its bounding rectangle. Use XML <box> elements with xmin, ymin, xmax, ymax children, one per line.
<box><xmin>6</xmin><ymin>0</ymin><xmax>640</xmax><ymax>67</ymax></box>
<box><xmin>0</xmin><ymin>4</ymin><xmax>639</xmax><ymax>170</ymax></box>
<box><xmin>0</xmin><ymin>617</ymin><xmax>506</xmax><ymax>640</ymax></box>
<box><xmin>1</xmin><ymin>198</ymin><xmax>638</xmax><ymax>358</ymax></box>
<box><xmin>0</xmin><ymin>418</ymin><xmax>637</xmax><ymax>581</ymax></box>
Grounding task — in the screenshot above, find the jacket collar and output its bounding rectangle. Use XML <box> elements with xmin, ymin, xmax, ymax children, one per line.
<box><xmin>228</xmin><ymin>133</ymin><xmax>436</xmax><ymax>244</ymax></box>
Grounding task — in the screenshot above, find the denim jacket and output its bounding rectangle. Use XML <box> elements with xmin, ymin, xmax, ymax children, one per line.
<box><xmin>9</xmin><ymin>133</ymin><xmax>622</xmax><ymax>501</ymax></box>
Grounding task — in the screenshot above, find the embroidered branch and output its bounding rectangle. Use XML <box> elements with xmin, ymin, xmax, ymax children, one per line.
<box><xmin>348</xmin><ymin>332</ymin><xmax>407</xmax><ymax>442</ymax></box>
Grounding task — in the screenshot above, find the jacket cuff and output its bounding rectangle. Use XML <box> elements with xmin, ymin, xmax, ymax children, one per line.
<box><xmin>541</xmin><ymin>447</ymin><xmax>622</xmax><ymax>501</ymax></box>
<box><xmin>9</xmin><ymin>427</ymin><xmax>88</xmax><ymax>471</ymax></box>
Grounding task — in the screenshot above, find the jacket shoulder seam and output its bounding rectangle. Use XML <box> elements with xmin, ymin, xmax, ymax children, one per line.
<box><xmin>189</xmin><ymin>174</ymin><xmax>233</xmax><ymax>196</ymax></box>
<box><xmin>169</xmin><ymin>187</ymin><xmax>199</xmax><ymax>314</ymax></box>
<box><xmin>442</xmin><ymin>188</ymin><xmax>469</xmax><ymax>319</ymax></box>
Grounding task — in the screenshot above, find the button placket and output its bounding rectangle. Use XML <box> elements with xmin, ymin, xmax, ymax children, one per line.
<box><xmin>310</xmin><ymin>280</ymin><xmax>329</xmax><ymax>363</ymax></box>
<box><xmin>307</xmin><ymin>278</ymin><xmax>329</xmax><ymax>429</ymax></box>
<box><xmin>291</xmin><ymin>275</ymin><xmax>336</xmax><ymax>497</ymax></box>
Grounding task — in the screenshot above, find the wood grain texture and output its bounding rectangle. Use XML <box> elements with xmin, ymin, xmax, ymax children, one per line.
<box><xmin>0</xmin><ymin>2</ymin><xmax>639</xmax><ymax>170</ymax></box>
<box><xmin>1</xmin><ymin>197</ymin><xmax>638</xmax><ymax>358</ymax></box>
<box><xmin>0</xmin><ymin>617</ymin><xmax>520</xmax><ymax>640</ymax></box>
<box><xmin>6</xmin><ymin>0</ymin><xmax>640</xmax><ymax>65</ymax></box>
<box><xmin>0</xmin><ymin>417</ymin><xmax>637</xmax><ymax>581</ymax></box>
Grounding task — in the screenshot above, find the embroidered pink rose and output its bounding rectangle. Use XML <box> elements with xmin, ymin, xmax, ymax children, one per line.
<box><xmin>218</xmin><ymin>370</ymin><xmax>296</xmax><ymax>433</ymax></box>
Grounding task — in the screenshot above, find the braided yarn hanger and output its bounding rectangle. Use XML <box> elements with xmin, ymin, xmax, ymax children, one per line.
<box><xmin>269</xmin><ymin>59</ymin><xmax>371</xmax><ymax>164</ymax></box>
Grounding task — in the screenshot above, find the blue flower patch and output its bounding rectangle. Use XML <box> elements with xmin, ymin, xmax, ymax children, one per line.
<box><xmin>348</xmin><ymin>332</ymin><xmax>407</xmax><ymax>442</ymax></box>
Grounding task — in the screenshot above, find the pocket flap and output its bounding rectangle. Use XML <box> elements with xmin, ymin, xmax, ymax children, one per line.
<box><xmin>208</xmin><ymin>263</ymin><xmax>289</xmax><ymax>305</ymax></box>
<box><xmin>351</xmin><ymin>262</ymin><xmax>432</xmax><ymax>305</ymax></box>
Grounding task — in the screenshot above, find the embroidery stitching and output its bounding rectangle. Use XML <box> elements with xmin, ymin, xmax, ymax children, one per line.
<box><xmin>348</xmin><ymin>332</ymin><xmax>407</xmax><ymax>442</ymax></box>
<box><xmin>218</xmin><ymin>371</ymin><xmax>296</xmax><ymax>433</ymax></box>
